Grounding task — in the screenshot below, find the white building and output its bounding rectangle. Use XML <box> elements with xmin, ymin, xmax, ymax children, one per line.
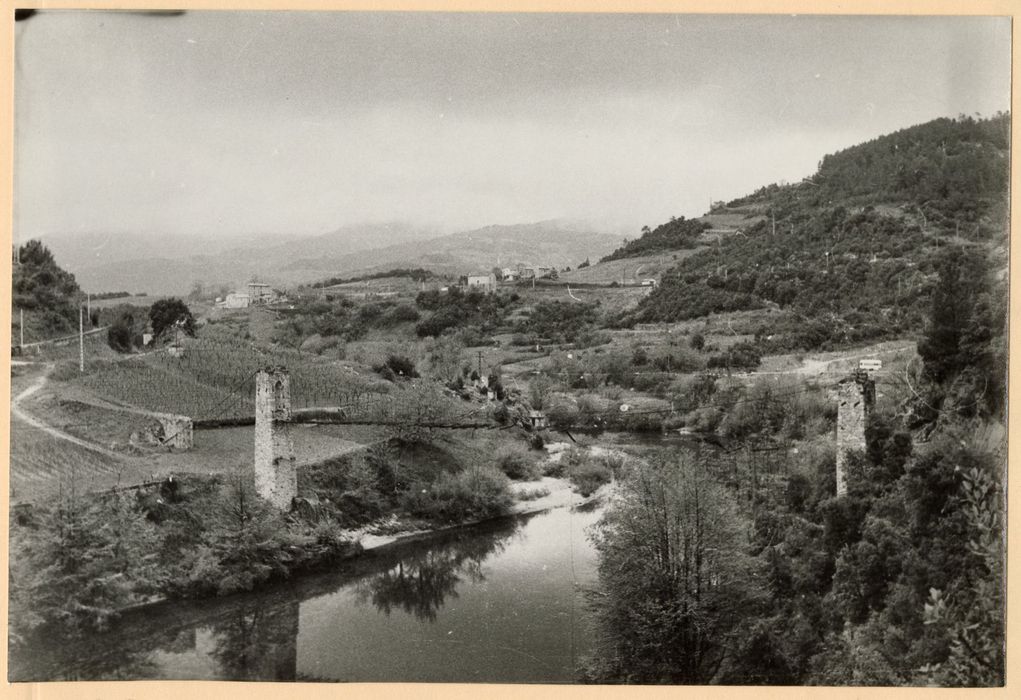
<box><xmin>519</xmin><ymin>266</ymin><xmax>554</xmax><ymax>280</ymax></box>
<box><xmin>247</xmin><ymin>282</ymin><xmax>274</xmax><ymax>304</ymax></box>
<box><xmin>224</xmin><ymin>292</ymin><xmax>251</xmax><ymax>309</ymax></box>
<box><xmin>466</xmin><ymin>273</ymin><xmax>497</xmax><ymax>292</ymax></box>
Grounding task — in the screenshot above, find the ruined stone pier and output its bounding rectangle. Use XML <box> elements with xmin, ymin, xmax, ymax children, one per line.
<box><xmin>254</xmin><ymin>367</ymin><xmax>296</xmax><ymax>510</ymax></box>
<box><xmin>834</xmin><ymin>370</ymin><xmax>876</xmax><ymax>496</ymax></box>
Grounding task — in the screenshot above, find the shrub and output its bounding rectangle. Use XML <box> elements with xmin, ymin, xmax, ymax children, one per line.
<box><xmin>707</xmin><ymin>341</ymin><xmax>761</xmax><ymax>371</ymax></box>
<box><xmin>9</xmin><ymin>491</ymin><xmax>160</xmax><ymax>638</ymax></box>
<box><xmin>298</xmin><ymin>452</ymin><xmax>389</xmax><ymax>527</ymax></box>
<box><xmin>107</xmin><ymin>312</ymin><xmax>136</xmax><ymax>353</ymax></box>
<box><xmin>517</xmin><ymin>486</ymin><xmax>551</xmax><ymax>501</ymax></box>
<box><xmin>387</xmin><ymin>303</ymin><xmax>420</xmax><ymax>324</ymax></box>
<box><xmin>299</xmin><ymin>333</ymin><xmax>341</xmax><ymax>355</ymax></box>
<box><xmin>569</xmin><ymin>458</ymin><xmax>613</xmax><ymax>497</ymax></box>
<box><xmin>402</xmin><ymin>466</ymin><xmax>512</xmax><ymax>524</ymax></box>
<box><xmin>374</xmin><ymin>354</ymin><xmax>419</xmax><ymax>380</ymax></box>
<box><xmin>543</xmin><ymin>457</ymin><xmax>567</xmax><ymax>478</ymax></box>
<box><xmin>619</xmin><ymin>410</ymin><xmax>664</xmax><ymax>433</ymax></box>
<box><xmin>495</xmin><ymin>445</ymin><xmax>540</xmax><ymax>480</ymax></box>
<box><xmin>684</xmin><ymin>406</ymin><xmax>724</xmax><ymax>433</ymax></box>
<box><xmin>547</xmin><ymin>398</ymin><xmax>580</xmax><ymax>431</ymax></box>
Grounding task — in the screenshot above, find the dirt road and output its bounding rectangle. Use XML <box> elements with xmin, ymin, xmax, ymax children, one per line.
<box><xmin>10</xmin><ymin>364</ymin><xmax>121</xmax><ymax>459</ymax></box>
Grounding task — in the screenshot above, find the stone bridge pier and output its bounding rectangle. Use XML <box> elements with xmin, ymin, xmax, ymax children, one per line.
<box><xmin>833</xmin><ymin>370</ymin><xmax>876</xmax><ymax>497</ymax></box>
<box><xmin>255</xmin><ymin>367</ymin><xmax>296</xmax><ymax>510</ymax></box>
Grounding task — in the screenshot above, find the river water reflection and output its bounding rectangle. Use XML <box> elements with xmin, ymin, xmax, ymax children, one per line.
<box><xmin>11</xmin><ymin>502</ymin><xmax>604</xmax><ymax>683</ymax></box>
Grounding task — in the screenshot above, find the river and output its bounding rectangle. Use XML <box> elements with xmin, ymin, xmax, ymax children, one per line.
<box><xmin>9</xmin><ymin>501</ymin><xmax>606</xmax><ymax>683</ymax></box>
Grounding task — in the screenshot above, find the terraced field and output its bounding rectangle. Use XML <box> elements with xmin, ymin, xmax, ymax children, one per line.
<box><xmin>63</xmin><ymin>334</ymin><xmax>389</xmax><ymax>420</ymax></box>
<box><xmin>9</xmin><ymin>420</ymin><xmax>150</xmax><ymax>504</ymax></box>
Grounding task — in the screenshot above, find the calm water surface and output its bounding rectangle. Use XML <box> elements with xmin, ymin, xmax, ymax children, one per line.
<box><xmin>11</xmin><ymin>502</ymin><xmax>604</xmax><ymax>683</ymax></box>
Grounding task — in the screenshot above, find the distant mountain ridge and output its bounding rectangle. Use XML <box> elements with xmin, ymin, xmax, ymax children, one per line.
<box><xmin>42</xmin><ymin>220</ymin><xmax>619</xmax><ymax>295</ymax></box>
<box><xmin>284</xmin><ymin>221</ymin><xmax>621</xmax><ymax>279</ymax></box>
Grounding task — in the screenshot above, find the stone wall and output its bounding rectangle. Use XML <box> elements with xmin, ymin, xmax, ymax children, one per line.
<box><xmin>156</xmin><ymin>414</ymin><xmax>193</xmax><ymax>449</ymax></box>
<box><xmin>254</xmin><ymin>367</ymin><xmax>296</xmax><ymax>510</ymax></box>
<box><xmin>834</xmin><ymin>373</ymin><xmax>876</xmax><ymax>496</ymax></box>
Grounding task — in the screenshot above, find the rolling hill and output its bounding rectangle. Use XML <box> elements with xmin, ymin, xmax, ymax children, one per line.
<box><xmin>596</xmin><ymin>114</ymin><xmax>1009</xmax><ymax>353</ymax></box>
<box><xmin>40</xmin><ymin>220</ymin><xmax>619</xmax><ymax>296</ymax></box>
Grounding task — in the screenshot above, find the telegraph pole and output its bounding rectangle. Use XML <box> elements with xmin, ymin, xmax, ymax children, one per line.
<box><xmin>19</xmin><ymin>309</ymin><xmax>24</xmax><ymax>349</ymax></box>
<box><xmin>78</xmin><ymin>305</ymin><xmax>85</xmax><ymax>373</ymax></box>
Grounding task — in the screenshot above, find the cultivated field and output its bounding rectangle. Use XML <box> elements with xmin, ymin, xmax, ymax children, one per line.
<box><xmin>60</xmin><ymin>333</ymin><xmax>390</xmax><ymax>420</ymax></box>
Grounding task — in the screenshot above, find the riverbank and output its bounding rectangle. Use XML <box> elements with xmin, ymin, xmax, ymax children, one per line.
<box><xmin>351</xmin><ymin>474</ymin><xmax>607</xmax><ymax>550</ymax></box>
<box><xmin>9</xmin><ymin>459</ymin><xmax>615</xmax><ymax>645</ymax></box>
<box><xmin>10</xmin><ymin>501</ymin><xmax>608</xmax><ymax>683</ymax></box>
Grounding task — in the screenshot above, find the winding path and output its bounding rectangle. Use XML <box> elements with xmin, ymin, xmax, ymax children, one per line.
<box><xmin>10</xmin><ymin>365</ymin><xmax>121</xmax><ymax>459</ymax></box>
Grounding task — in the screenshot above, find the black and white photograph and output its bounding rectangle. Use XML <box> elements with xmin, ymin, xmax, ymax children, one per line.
<box><xmin>6</xmin><ymin>6</ymin><xmax>1011</xmax><ymax>687</ymax></box>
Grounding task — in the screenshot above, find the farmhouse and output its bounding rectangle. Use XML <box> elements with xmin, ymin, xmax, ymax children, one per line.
<box><xmin>518</xmin><ymin>265</ymin><xmax>554</xmax><ymax>280</ymax></box>
<box><xmin>501</xmin><ymin>267</ymin><xmax>519</xmax><ymax>281</ymax></box>
<box><xmin>222</xmin><ymin>292</ymin><xmax>250</xmax><ymax>309</ymax></box>
<box><xmin>466</xmin><ymin>273</ymin><xmax>497</xmax><ymax>292</ymax></box>
<box><xmin>247</xmin><ymin>282</ymin><xmax>275</xmax><ymax>304</ymax></box>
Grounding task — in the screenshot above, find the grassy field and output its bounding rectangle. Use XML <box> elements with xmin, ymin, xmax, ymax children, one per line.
<box><xmin>9</xmin><ymin>420</ymin><xmax>149</xmax><ymax>504</ymax></box>
<box><xmin>697</xmin><ymin>209</ymin><xmax>767</xmax><ymax>230</ymax></box>
<box><xmin>59</xmin><ymin>331</ymin><xmax>390</xmax><ymax>420</ymax></box>
<box><xmin>559</xmin><ymin>249</ymin><xmax>705</xmax><ymax>285</ymax></box>
<box><xmin>88</xmin><ymin>294</ymin><xmax>160</xmax><ymax>310</ymax></box>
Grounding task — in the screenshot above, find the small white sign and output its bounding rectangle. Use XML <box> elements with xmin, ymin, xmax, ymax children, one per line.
<box><xmin>859</xmin><ymin>359</ymin><xmax>882</xmax><ymax>372</ymax></box>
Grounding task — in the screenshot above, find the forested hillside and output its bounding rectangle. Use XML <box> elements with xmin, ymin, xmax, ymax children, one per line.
<box><xmin>624</xmin><ymin>114</ymin><xmax>1009</xmax><ymax>353</ymax></box>
<box><xmin>600</xmin><ymin>217</ymin><xmax>709</xmax><ymax>262</ymax></box>
<box><xmin>581</xmin><ymin>114</ymin><xmax>1008</xmax><ymax>686</ymax></box>
<box><xmin>12</xmin><ymin>240</ymin><xmax>84</xmax><ymax>338</ymax></box>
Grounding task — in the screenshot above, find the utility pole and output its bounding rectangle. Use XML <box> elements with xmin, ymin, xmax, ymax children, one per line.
<box><xmin>78</xmin><ymin>305</ymin><xmax>85</xmax><ymax>373</ymax></box>
<box><xmin>19</xmin><ymin>309</ymin><xmax>24</xmax><ymax>349</ymax></box>
<box><xmin>477</xmin><ymin>350</ymin><xmax>483</xmax><ymax>380</ymax></box>
<box><xmin>86</xmin><ymin>293</ymin><xmax>91</xmax><ymax>320</ymax></box>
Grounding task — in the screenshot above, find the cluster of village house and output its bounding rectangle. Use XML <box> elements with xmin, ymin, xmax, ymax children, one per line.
<box><xmin>215</xmin><ymin>282</ymin><xmax>280</xmax><ymax>309</ymax></box>
<box><xmin>464</xmin><ymin>264</ymin><xmax>557</xmax><ymax>292</ymax></box>
<box><xmin>216</xmin><ymin>264</ymin><xmax>561</xmax><ymax>310</ymax></box>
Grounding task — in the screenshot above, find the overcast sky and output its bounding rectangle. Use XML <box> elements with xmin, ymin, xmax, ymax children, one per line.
<box><xmin>14</xmin><ymin>11</ymin><xmax>1011</xmax><ymax>241</ymax></box>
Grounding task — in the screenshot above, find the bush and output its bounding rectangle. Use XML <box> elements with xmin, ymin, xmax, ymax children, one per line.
<box><xmin>9</xmin><ymin>491</ymin><xmax>160</xmax><ymax>638</ymax></box>
<box><xmin>619</xmin><ymin>410</ymin><xmax>665</xmax><ymax>433</ymax></box>
<box><xmin>386</xmin><ymin>304</ymin><xmax>420</xmax><ymax>324</ymax></box>
<box><xmin>402</xmin><ymin>466</ymin><xmax>513</xmax><ymax>524</ymax></box>
<box><xmin>107</xmin><ymin>312</ymin><xmax>136</xmax><ymax>353</ymax></box>
<box><xmin>495</xmin><ymin>446</ymin><xmax>540</xmax><ymax>480</ymax></box>
<box><xmin>568</xmin><ymin>458</ymin><xmax>613</xmax><ymax>497</ymax></box>
<box><xmin>299</xmin><ymin>333</ymin><xmax>341</xmax><ymax>355</ymax></box>
<box><xmin>707</xmin><ymin>341</ymin><xmax>761</xmax><ymax>371</ymax></box>
<box><xmin>298</xmin><ymin>452</ymin><xmax>389</xmax><ymax>527</ymax></box>
<box><xmin>547</xmin><ymin>398</ymin><xmax>580</xmax><ymax>430</ymax></box>
<box><xmin>684</xmin><ymin>406</ymin><xmax>724</xmax><ymax>433</ymax></box>
<box><xmin>517</xmin><ymin>486</ymin><xmax>550</xmax><ymax>501</ymax></box>
<box><xmin>374</xmin><ymin>354</ymin><xmax>419</xmax><ymax>380</ymax></box>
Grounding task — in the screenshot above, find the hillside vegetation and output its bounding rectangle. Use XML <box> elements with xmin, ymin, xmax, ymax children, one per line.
<box><xmin>619</xmin><ymin>114</ymin><xmax>1008</xmax><ymax>353</ymax></box>
<box><xmin>600</xmin><ymin>217</ymin><xmax>709</xmax><ymax>262</ymax></box>
<box><xmin>12</xmin><ymin>241</ymin><xmax>85</xmax><ymax>339</ymax></box>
